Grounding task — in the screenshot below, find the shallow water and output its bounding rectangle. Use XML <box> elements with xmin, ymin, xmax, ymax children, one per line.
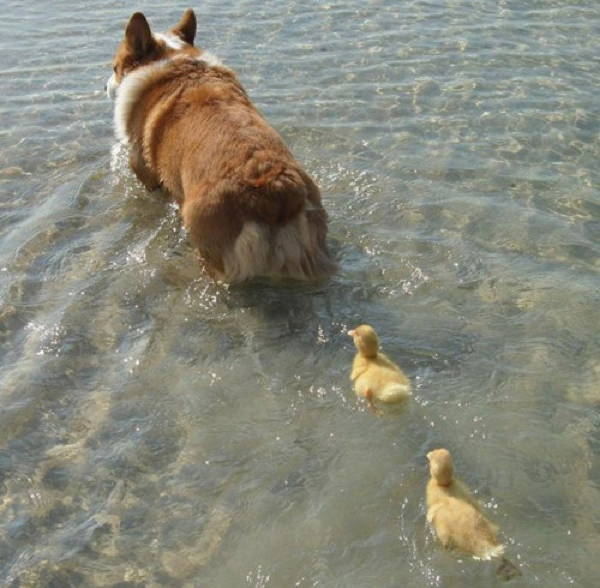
<box><xmin>1</xmin><ymin>0</ymin><xmax>599</xmax><ymax>586</ymax></box>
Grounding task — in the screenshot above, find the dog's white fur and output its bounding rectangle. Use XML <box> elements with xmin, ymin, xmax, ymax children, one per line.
<box><xmin>106</xmin><ymin>72</ymin><xmax>118</xmax><ymax>100</ymax></box>
<box><xmin>112</xmin><ymin>61</ymin><xmax>169</xmax><ymax>142</ymax></box>
<box><xmin>221</xmin><ymin>209</ymin><xmax>328</xmax><ymax>283</ymax></box>
<box><xmin>153</xmin><ymin>32</ymin><xmax>223</xmax><ymax>67</ymax></box>
<box><xmin>111</xmin><ymin>53</ymin><xmax>223</xmax><ymax>143</ymax></box>
<box><xmin>154</xmin><ymin>32</ymin><xmax>185</xmax><ymax>49</ymax></box>
<box><xmin>193</xmin><ymin>51</ymin><xmax>222</xmax><ymax>68</ymax></box>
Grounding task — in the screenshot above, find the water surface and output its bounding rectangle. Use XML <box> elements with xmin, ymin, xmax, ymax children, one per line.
<box><xmin>1</xmin><ymin>1</ymin><xmax>599</xmax><ymax>586</ymax></box>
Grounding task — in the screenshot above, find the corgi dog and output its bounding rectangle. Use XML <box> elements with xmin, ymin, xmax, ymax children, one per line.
<box><xmin>348</xmin><ymin>324</ymin><xmax>411</xmax><ymax>413</ymax></box>
<box><xmin>106</xmin><ymin>9</ymin><xmax>335</xmax><ymax>283</ymax></box>
<box><xmin>426</xmin><ymin>449</ymin><xmax>521</xmax><ymax>581</ymax></box>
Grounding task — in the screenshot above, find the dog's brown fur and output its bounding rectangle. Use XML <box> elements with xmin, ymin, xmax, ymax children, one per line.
<box><xmin>108</xmin><ymin>10</ymin><xmax>334</xmax><ymax>282</ymax></box>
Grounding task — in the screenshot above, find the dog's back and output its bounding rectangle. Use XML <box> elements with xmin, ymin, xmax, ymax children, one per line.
<box><xmin>166</xmin><ymin>78</ymin><xmax>333</xmax><ymax>281</ymax></box>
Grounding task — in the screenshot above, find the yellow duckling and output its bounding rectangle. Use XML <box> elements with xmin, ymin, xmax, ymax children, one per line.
<box><xmin>348</xmin><ymin>324</ymin><xmax>411</xmax><ymax>413</ymax></box>
<box><xmin>426</xmin><ymin>448</ymin><xmax>521</xmax><ymax>580</ymax></box>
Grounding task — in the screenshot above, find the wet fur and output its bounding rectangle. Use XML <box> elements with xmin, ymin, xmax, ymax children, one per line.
<box><xmin>108</xmin><ymin>10</ymin><xmax>335</xmax><ymax>282</ymax></box>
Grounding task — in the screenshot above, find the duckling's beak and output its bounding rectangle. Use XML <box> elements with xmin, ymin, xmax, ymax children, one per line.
<box><xmin>347</xmin><ymin>330</ymin><xmax>355</xmax><ymax>337</ymax></box>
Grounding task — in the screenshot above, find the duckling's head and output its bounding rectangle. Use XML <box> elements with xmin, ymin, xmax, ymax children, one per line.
<box><xmin>348</xmin><ymin>324</ymin><xmax>379</xmax><ymax>358</ymax></box>
<box><xmin>427</xmin><ymin>448</ymin><xmax>454</xmax><ymax>486</ymax></box>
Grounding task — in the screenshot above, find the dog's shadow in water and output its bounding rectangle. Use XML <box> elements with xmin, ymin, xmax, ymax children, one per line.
<box><xmin>201</xmin><ymin>237</ymin><xmax>431</xmax><ymax>381</ymax></box>
<box><xmin>211</xmin><ymin>240</ymin><xmax>478</xmax><ymax>387</ymax></box>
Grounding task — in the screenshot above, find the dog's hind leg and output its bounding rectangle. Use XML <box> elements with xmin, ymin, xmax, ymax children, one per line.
<box><xmin>181</xmin><ymin>196</ymin><xmax>242</xmax><ymax>279</ymax></box>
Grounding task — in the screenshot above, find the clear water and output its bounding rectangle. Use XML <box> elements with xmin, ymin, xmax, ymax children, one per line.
<box><xmin>1</xmin><ymin>1</ymin><xmax>599</xmax><ymax>586</ymax></box>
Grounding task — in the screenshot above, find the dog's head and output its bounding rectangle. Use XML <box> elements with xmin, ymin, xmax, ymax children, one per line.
<box><xmin>106</xmin><ymin>9</ymin><xmax>197</xmax><ymax>99</ymax></box>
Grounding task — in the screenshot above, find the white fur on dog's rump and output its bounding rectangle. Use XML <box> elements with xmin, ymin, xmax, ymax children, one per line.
<box><xmin>220</xmin><ymin>210</ymin><xmax>333</xmax><ymax>283</ymax></box>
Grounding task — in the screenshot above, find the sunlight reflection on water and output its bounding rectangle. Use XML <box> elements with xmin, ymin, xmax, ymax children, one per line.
<box><xmin>0</xmin><ymin>1</ymin><xmax>599</xmax><ymax>586</ymax></box>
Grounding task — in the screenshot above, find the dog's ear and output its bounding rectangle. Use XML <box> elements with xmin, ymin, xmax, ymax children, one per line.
<box><xmin>172</xmin><ymin>8</ymin><xmax>197</xmax><ymax>45</ymax></box>
<box><xmin>125</xmin><ymin>12</ymin><xmax>155</xmax><ymax>59</ymax></box>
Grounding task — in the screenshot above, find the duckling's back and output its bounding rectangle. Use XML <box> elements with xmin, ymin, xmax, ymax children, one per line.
<box><xmin>427</xmin><ymin>479</ymin><xmax>502</xmax><ymax>560</ymax></box>
<box><xmin>352</xmin><ymin>352</ymin><xmax>411</xmax><ymax>402</ymax></box>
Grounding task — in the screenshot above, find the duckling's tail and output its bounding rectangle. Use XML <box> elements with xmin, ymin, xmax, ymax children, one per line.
<box><xmin>496</xmin><ymin>557</ymin><xmax>521</xmax><ymax>582</ymax></box>
<box><xmin>380</xmin><ymin>383</ymin><xmax>411</xmax><ymax>403</ymax></box>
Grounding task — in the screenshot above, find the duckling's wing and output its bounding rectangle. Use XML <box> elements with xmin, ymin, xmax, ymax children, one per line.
<box><xmin>350</xmin><ymin>354</ymin><xmax>369</xmax><ymax>381</ymax></box>
<box><xmin>427</xmin><ymin>502</ymin><xmax>443</xmax><ymax>524</ymax></box>
<box><xmin>453</xmin><ymin>478</ymin><xmax>483</xmax><ymax>512</ymax></box>
<box><xmin>377</xmin><ymin>352</ymin><xmax>410</xmax><ymax>383</ymax></box>
<box><xmin>377</xmin><ymin>352</ymin><xmax>402</xmax><ymax>371</ymax></box>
